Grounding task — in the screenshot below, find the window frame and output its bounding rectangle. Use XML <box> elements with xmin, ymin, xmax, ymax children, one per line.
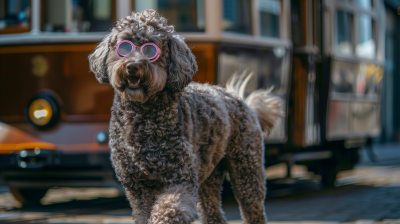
<box><xmin>0</xmin><ymin>0</ymin><xmax>32</xmax><ymax>35</ymax></box>
<box><xmin>257</xmin><ymin>0</ymin><xmax>282</xmax><ymax>39</ymax></box>
<box><xmin>330</xmin><ymin>0</ymin><xmax>380</xmax><ymax>60</ymax></box>
<box><xmin>217</xmin><ymin>43</ymin><xmax>291</xmax><ymax>143</ymax></box>
<box><xmin>0</xmin><ymin>0</ymin><xmax>118</xmax><ymax>35</ymax></box>
<box><xmin>222</xmin><ymin>0</ymin><xmax>254</xmax><ymax>36</ymax></box>
<box><xmin>251</xmin><ymin>0</ymin><xmax>291</xmax><ymax>40</ymax></box>
<box><xmin>132</xmin><ymin>0</ymin><xmax>206</xmax><ymax>33</ymax></box>
<box><xmin>0</xmin><ymin>0</ymin><xmax>293</xmax><ymax>48</ymax></box>
<box><xmin>40</xmin><ymin>0</ymin><xmax>116</xmax><ymax>33</ymax></box>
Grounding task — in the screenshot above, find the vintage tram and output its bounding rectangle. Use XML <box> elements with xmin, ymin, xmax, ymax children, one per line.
<box><xmin>0</xmin><ymin>0</ymin><xmax>384</xmax><ymax>205</ymax></box>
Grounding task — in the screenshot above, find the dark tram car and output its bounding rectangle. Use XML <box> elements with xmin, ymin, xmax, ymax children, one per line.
<box><xmin>280</xmin><ymin>0</ymin><xmax>385</xmax><ymax>187</ymax></box>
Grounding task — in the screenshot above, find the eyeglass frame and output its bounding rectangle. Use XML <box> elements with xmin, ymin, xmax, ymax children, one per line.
<box><xmin>115</xmin><ymin>40</ymin><xmax>161</xmax><ymax>63</ymax></box>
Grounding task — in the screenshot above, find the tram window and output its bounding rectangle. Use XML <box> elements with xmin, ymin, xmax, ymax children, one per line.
<box><xmin>356</xmin><ymin>0</ymin><xmax>372</xmax><ymax>10</ymax></box>
<box><xmin>42</xmin><ymin>0</ymin><xmax>113</xmax><ymax>32</ymax></box>
<box><xmin>336</xmin><ymin>11</ymin><xmax>353</xmax><ymax>55</ymax></box>
<box><xmin>332</xmin><ymin>61</ymin><xmax>355</xmax><ymax>94</ymax></box>
<box><xmin>259</xmin><ymin>47</ymin><xmax>289</xmax><ymax>95</ymax></box>
<box><xmin>259</xmin><ymin>0</ymin><xmax>280</xmax><ymax>38</ymax></box>
<box><xmin>290</xmin><ymin>0</ymin><xmax>303</xmax><ymax>46</ymax></box>
<box><xmin>0</xmin><ymin>0</ymin><xmax>30</xmax><ymax>33</ymax></box>
<box><xmin>354</xmin><ymin>63</ymin><xmax>383</xmax><ymax>96</ymax></box>
<box><xmin>223</xmin><ymin>0</ymin><xmax>252</xmax><ymax>35</ymax></box>
<box><xmin>218</xmin><ymin>46</ymin><xmax>288</xmax><ymax>141</ymax></box>
<box><xmin>332</xmin><ymin>61</ymin><xmax>383</xmax><ymax>96</ymax></box>
<box><xmin>218</xmin><ymin>46</ymin><xmax>289</xmax><ymax>96</ymax></box>
<box><xmin>356</xmin><ymin>14</ymin><xmax>375</xmax><ymax>58</ymax></box>
<box><xmin>134</xmin><ymin>0</ymin><xmax>205</xmax><ymax>32</ymax></box>
<box><xmin>218</xmin><ymin>49</ymin><xmax>259</xmax><ymax>95</ymax></box>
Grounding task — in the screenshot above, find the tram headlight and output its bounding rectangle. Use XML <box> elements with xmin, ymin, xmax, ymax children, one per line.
<box><xmin>29</xmin><ymin>99</ymin><xmax>52</xmax><ymax>126</ymax></box>
<box><xmin>27</xmin><ymin>93</ymin><xmax>60</xmax><ymax>129</ymax></box>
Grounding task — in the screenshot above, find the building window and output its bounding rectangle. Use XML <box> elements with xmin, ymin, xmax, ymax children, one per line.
<box><xmin>135</xmin><ymin>0</ymin><xmax>205</xmax><ymax>32</ymax></box>
<box><xmin>0</xmin><ymin>0</ymin><xmax>30</xmax><ymax>34</ymax></box>
<box><xmin>259</xmin><ymin>0</ymin><xmax>280</xmax><ymax>38</ymax></box>
<box><xmin>223</xmin><ymin>0</ymin><xmax>252</xmax><ymax>35</ymax></box>
<box><xmin>336</xmin><ymin>10</ymin><xmax>353</xmax><ymax>55</ymax></box>
<box><xmin>42</xmin><ymin>0</ymin><xmax>113</xmax><ymax>32</ymax></box>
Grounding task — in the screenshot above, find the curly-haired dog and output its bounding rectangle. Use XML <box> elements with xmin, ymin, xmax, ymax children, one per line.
<box><xmin>89</xmin><ymin>10</ymin><xmax>282</xmax><ymax>224</ymax></box>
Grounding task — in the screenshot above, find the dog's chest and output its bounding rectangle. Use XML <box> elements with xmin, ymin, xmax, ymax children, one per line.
<box><xmin>112</xmin><ymin>108</ymin><xmax>189</xmax><ymax>182</ymax></box>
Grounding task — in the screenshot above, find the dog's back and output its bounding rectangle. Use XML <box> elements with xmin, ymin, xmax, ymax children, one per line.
<box><xmin>179</xmin><ymin>81</ymin><xmax>280</xmax><ymax>183</ymax></box>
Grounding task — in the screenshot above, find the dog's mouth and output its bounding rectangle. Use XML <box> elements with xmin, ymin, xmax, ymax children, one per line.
<box><xmin>128</xmin><ymin>75</ymin><xmax>141</xmax><ymax>89</ymax></box>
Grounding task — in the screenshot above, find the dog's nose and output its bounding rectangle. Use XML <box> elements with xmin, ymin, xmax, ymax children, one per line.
<box><xmin>127</xmin><ymin>62</ymin><xmax>140</xmax><ymax>75</ymax></box>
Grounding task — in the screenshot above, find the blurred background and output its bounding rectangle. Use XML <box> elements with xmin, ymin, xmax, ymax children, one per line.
<box><xmin>0</xmin><ymin>0</ymin><xmax>400</xmax><ymax>223</ymax></box>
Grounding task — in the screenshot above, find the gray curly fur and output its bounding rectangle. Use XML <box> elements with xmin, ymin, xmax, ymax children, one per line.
<box><xmin>89</xmin><ymin>9</ymin><xmax>281</xmax><ymax>224</ymax></box>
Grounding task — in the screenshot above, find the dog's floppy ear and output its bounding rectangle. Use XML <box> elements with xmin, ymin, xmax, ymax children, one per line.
<box><xmin>166</xmin><ymin>35</ymin><xmax>198</xmax><ymax>92</ymax></box>
<box><xmin>88</xmin><ymin>33</ymin><xmax>113</xmax><ymax>84</ymax></box>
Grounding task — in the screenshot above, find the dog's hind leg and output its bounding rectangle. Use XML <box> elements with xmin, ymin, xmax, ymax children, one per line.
<box><xmin>226</xmin><ymin>130</ymin><xmax>267</xmax><ymax>224</ymax></box>
<box><xmin>197</xmin><ymin>161</ymin><xmax>227</xmax><ymax>224</ymax></box>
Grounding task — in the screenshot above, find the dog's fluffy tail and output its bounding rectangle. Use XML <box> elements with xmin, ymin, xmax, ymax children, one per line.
<box><xmin>226</xmin><ymin>71</ymin><xmax>283</xmax><ymax>136</ymax></box>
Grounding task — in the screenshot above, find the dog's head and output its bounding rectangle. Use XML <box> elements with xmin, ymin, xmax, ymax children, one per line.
<box><xmin>89</xmin><ymin>10</ymin><xmax>198</xmax><ymax>103</ymax></box>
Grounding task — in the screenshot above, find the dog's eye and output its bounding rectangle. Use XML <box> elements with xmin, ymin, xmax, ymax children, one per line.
<box><xmin>118</xmin><ymin>42</ymin><xmax>133</xmax><ymax>56</ymax></box>
<box><xmin>142</xmin><ymin>45</ymin><xmax>157</xmax><ymax>58</ymax></box>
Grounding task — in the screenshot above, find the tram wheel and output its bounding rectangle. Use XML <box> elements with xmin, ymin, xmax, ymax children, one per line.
<box><xmin>9</xmin><ymin>187</ymin><xmax>48</xmax><ymax>206</ymax></box>
<box><xmin>320</xmin><ymin>165</ymin><xmax>338</xmax><ymax>188</ymax></box>
<box><xmin>309</xmin><ymin>159</ymin><xmax>339</xmax><ymax>188</ymax></box>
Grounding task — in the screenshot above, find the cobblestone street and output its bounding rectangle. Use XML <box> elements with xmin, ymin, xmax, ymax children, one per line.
<box><xmin>0</xmin><ymin>158</ymin><xmax>399</xmax><ymax>224</ymax></box>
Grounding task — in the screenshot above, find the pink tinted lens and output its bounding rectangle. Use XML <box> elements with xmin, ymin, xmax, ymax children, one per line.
<box><xmin>117</xmin><ymin>42</ymin><xmax>133</xmax><ymax>56</ymax></box>
<box><xmin>142</xmin><ymin>45</ymin><xmax>158</xmax><ymax>59</ymax></box>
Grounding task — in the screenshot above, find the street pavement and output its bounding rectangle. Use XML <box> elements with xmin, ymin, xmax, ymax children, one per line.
<box><xmin>0</xmin><ymin>146</ymin><xmax>399</xmax><ymax>224</ymax></box>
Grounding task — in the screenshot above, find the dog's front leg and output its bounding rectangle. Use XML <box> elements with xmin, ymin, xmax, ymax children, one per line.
<box><xmin>149</xmin><ymin>183</ymin><xmax>198</xmax><ymax>224</ymax></box>
<box><xmin>124</xmin><ymin>187</ymin><xmax>156</xmax><ymax>224</ymax></box>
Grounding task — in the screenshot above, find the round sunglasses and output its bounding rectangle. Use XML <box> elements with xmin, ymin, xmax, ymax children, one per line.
<box><xmin>115</xmin><ymin>40</ymin><xmax>161</xmax><ymax>62</ymax></box>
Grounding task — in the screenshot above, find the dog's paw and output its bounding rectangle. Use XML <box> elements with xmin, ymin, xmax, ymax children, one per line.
<box><xmin>148</xmin><ymin>185</ymin><xmax>197</xmax><ymax>224</ymax></box>
<box><xmin>149</xmin><ymin>210</ymin><xmax>193</xmax><ymax>224</ymax></box>
<box><xmin>149</xmin><ymin>201</ymin><xmax>195</xmax><ymax>224</ymax></box>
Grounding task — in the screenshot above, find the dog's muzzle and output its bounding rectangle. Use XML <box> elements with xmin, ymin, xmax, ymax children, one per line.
<box><xmin>127</xmin><ymin>62</ymin><xmax>141</xmax><ymax>89</ymax></box>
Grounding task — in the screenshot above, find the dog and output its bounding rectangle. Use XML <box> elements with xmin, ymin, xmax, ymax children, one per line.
<box><xmin>89</xmin><ymin>10</ymin><xmax>282</xmax><ymax>224</ymax></box>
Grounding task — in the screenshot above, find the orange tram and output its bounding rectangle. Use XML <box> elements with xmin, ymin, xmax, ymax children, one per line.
<box><xmin>0</xmin><ymin>0</ymin><xmax>384</xmax><ymax>205</ymax></box>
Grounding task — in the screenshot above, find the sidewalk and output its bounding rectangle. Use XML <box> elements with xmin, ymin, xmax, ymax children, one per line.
<box><xmin>359</xmin><ymin>142</ymin><xmax>400</xmax><ymax>163</ymax></box>
<box><xmin>0</xmin><ymin>181</ymin><xmax>8</xmax><ymax>194</ymax></box>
